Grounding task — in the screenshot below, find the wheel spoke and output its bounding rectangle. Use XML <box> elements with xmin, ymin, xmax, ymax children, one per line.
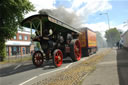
<box><xmin>54</xmin><ymin>50</ymin><xmax>63</xmax><ymax>67</ymax></box>
<box><xmin>33</xmin><ymin>52</ymin><xmax>43</xmax><ymax>66</ymax></box>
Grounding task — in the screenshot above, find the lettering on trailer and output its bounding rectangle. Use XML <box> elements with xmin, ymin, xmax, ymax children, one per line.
<box><xmin>87</xmin><ymin>30</ymin><xmax>97</xmax><ymax>47</ymax></box>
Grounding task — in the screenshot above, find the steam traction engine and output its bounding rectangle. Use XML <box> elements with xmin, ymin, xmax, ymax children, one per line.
<box><xmin>21</xmin><ymin>14</ymin><xmax>81</xmax><ymax>67</ymax></box>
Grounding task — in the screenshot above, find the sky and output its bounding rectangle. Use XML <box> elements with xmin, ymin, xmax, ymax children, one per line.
<box><xmin>25</xmin><ymin>0</ymin><xmax>128</xmax><ymax>37</ymax></box>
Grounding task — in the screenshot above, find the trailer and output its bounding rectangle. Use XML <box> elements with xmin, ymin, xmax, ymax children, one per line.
<box><xmin>21</xmin><ymin>14</ymin><xmax>81</xmax><ymax>67</ymax></box>
<box><xmin>79</xmin><ymin>27</ymin><xmax>97</xmax><ymax>56</ymax></box>
<box><xmin>122</xmin><ymin>30</ymin><xmax>128</xmax><ymax>48</ymax></box>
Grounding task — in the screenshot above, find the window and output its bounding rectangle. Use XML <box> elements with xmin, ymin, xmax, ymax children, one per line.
<box><xmin>11</xmin><ymin>46</ymin><xmax>21</xmax><ymax>55</ymax></box>
<box><xmin>22</xmin><ymin>48</ymin><xmax>25</xmax><ymax>54</ymax></box>
<box><xmin>19</xmin><ymin>35</ymin><xmax>22</xmax><ymax>40</ymax></box>
<box><xmin>24</xmin><ymin>35</ymin><xmax>28</xmax><ymax>40</ymax></box>
<box><xmin>26</xmin><ymin>46</ymin><xmax>30</xmax><ymax>54</ymax></box>
<box><xmin>11</xmin><ymin>46</ymin><xmax>17</xmax><ymax>55</ymax></box>
<box><xmin>13</xmin><ymin>36</ymin><xmax>16</xmax><ymax>40</ymax></box>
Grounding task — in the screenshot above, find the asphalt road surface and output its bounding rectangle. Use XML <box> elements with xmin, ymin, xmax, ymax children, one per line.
<box><xmin>82</xmin><ymin>48</ymin><xmax>128</xmax><ymax>85</ymax></box>
<box><xmin>0</xmin><ymin>57</ymin><xmax>75</xmax><ymax>85</ymax></box>
<box><xmin>0</xmin><ymin>48</ymin><xmax>105</xmax><ymax>85</ymax></box>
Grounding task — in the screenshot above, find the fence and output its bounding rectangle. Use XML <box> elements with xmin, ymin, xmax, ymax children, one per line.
<box><xmin>4</xmin><ymin>51</ymin><xmax>33</xmax><ymax>63</ymax></box>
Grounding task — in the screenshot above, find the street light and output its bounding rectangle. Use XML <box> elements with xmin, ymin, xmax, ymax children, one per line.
<box><xmin>100</xmin><ymin>13</ymin><xmax>112</xmax><ymax>47</ymax></box>
<box><xmin>99</xmin><ymin>13</ymin><xmax>110</xmax><ymax>29</ymax></box>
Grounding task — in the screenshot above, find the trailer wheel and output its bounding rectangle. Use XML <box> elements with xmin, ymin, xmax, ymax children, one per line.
<box><xmin>53</xmin><ymin>49</ymin><xmax>63</xmax><ymax>67</ymax></box>
<box><xmin>70</xmin><ymin>39</ymin><xmax>81</xmax><ymax>61</ymax></box>
<box><xmin>32</xmin><ymin>51</ymin><xmax>44</xmax><ymax>67</ymax></box>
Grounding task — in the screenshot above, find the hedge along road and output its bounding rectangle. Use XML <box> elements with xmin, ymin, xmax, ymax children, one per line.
<box><xmin>0</xmin><ymin>48</ymin><xmax>107</xmax><ymax>85</ymax></box>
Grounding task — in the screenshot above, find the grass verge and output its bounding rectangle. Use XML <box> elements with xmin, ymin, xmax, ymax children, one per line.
<box><xmin>0</xmin><ymin>56</ymin><xmax>32</xmax><ymax>64</ymax></box>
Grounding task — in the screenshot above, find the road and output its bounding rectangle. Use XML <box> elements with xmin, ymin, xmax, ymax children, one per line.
<box><xmin>82</xmin><ymin>48</ymin><xmax>128</xmax><ymax>85</ymax></box>
<box><xmin>0</xmin><ymin>48</ymin><xmax>106</xmax><ymax>85</ymax></box>
<box><xmin>0</xmin><ymin>57</ymin><xmax>75</xmax><ymax>85</ymax></box>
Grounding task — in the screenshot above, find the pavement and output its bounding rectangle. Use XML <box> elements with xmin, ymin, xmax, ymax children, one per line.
<box><xmin>82</xmin><ymin>48</ymin><xmax>128</xmax><ymax>85</ymax></box>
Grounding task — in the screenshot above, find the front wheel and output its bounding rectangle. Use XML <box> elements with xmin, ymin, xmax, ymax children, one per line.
<box><xmin>53</xmin><ymin>49</ymin><xmax>63</xmax><ymax>67</ymax></box>
<box><xmin>32</xmin><ymin>51</ymin><xmax>44</xmax><ymax>67</ymax></box>
<box><xmin>70</xmin><ymin>39</ymin><xmax>81</xmax><ymax>61</ymax></box>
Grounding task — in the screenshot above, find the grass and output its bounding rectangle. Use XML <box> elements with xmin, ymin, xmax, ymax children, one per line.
<box><xmin>0</xmin><ymin>56</ymin><xmax>32</xmax><ymax>64</ymax></box>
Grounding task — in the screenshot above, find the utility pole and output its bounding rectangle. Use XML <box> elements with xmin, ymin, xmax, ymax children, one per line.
<box><xmin>99</xmin><ymin>13</ymin><xmax>110</xmax><ymax>29</ymax></box>
<box><xmin>100</xmin><ymin>13</ymin><xmax>112</xmax><ymax>47</ymax></box>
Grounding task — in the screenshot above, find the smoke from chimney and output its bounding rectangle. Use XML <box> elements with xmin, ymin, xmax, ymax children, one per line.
<box><xmin>39</xmin><ymin>7</ymin><xmax>83</xmax><ymax>28</ymax></box>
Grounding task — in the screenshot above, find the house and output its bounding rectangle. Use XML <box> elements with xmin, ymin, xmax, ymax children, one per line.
<box><xmin>5</xmin><ymin>29</ymin><xmax>34</xmax><ymax>57</ymax></box>
<box><xmin>121</xmin><ymin>29</ymin><xmax>128</xmax><ymax>48</ymax></box>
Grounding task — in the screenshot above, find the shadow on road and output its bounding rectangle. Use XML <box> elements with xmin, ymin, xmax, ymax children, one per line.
<box><xmin>116</xmin><ymin>48</ymin><xmax>128</xmax><ymax>85</ymax></box>
<box><xmin>0</xmin><ymin>62</ymin><xmax>36</xmax><ymax>77</ymax></box>
<box><xmin>0</xmin><ymin>58</ymin><xmax>73</xmax><ymax>77</ymax></box>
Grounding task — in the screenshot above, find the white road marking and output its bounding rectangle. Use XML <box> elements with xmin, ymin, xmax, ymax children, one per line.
<box><xmin>19</xmin><ymin>76</ymin><xmax>37</xmax><ymax>85</ymax></box>
<box><xmin>14</xmin><ymin>64</ymin><xmax>22</xmax><ymax>70</ymax></box>
<box><xmin>19</xmin><ymin>63</ymin><xmax>73</xmax><ymax>85</ymax></box>
<box><xmin>65</xmin><ymin>63</ymin><xmax>73</xmax><ymax>68</ymax></box>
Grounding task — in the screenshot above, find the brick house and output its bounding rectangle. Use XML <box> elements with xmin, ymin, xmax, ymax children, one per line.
<box><xmin>5</xmin><ymin>30</ymin><xmax>34</xmax><ymax>57</ymax></box>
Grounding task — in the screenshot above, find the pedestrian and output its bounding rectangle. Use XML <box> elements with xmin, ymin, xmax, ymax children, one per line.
<box><xmin>116</xmin><ymin>41</ymin><xmax>120</xmax><ymax>49</ymax></box>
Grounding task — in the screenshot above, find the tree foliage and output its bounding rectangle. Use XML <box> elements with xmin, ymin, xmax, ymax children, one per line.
<box><xmin>0</xmin><ymin>0</ymin><xmax>34</xmax><ymax>58</ymax></box>
<box><xmin>105</xmin><ymin>28</ymin><xmax>121</xmax><ymax>47</ymax></box>
<box><xmin>0</xmin><ymin>0</ymin><xmax>34</xmax><ymax>40</ymax></box>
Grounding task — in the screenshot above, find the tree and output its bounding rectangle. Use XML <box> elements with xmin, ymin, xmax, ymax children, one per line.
<box><xmin>0</xmin><ymin>0</ymin><xmax>34</xmax><ymax>60</ymax></box>
<box><xmin>105</xmin><ymin>28</ymin><xmax>121</xmax><ymax>47</ymax></box>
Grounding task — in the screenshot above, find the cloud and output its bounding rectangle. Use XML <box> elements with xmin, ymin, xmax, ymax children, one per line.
<box><xmin>30</xmin><ymin>0</ymin><xmax>56</xmax><ymax>10</ymax></box>
<box><xmin>116</xmin><ymin>24</ymin><xmax>128</xmax><ymax>33</ymax></box>
<box><xmin>81</xmin><ymin>22</ymin><xmax>128</xmax><ymax>39</ymax></box>
<box><xmin>71</xmin><ymin>0</ymin><xmax>86</xmax><ymax>9</ymax></box>
<box><xmin>25</xmin><ymin>0</ymin><xmax>113</xmax><ymax>29</ymax></box>
<box><xmin>25</xmin><ymin>0</ymin><xmax>56</xmax><ymax>18</ymax></box>
<box><xmin>81</xmin><ymin>22</ymin><xmax>109</xmax><ymax>38</ymax></box>
<box><xmin>81</xmin><ymin>22</ymin><xmax>109</xmax><ymax>32</ymax></box>
<box><xmin>71</xmin><ymin>0</ymin><xmax>112</xmax><ymax>17</ymax></box>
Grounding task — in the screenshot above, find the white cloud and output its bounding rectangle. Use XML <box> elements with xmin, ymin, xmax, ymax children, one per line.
<box><xmin>30</xmin><ymin>0</ymin><xmax>56</xmax><ymax>10</ymax></box>
<box><xmin>116</xmin><ymin>24</ymin><xmax>128</xmax><ymax>33</ymax></box>
<box><xmin>81</xmin><ymin>22</ymin><xmax>109</xmax><ymax>38</ymax></box>
<box><xmin>81</xmin><ymin>22</ymin><xmax>128</xmax><ymax>39</ymax></box>
<box><xmin>25</xmin><ymin>0</ymin><xmax>112</xmax><ymax>20</ymax></box>
<box><xmin>71</xmin><ymin>0</ymin><xmax>86</xmax><ymax>9</ymax></box>
<box><xmin>71</xmin><ymin>0</ymin><xmax>112</xmax><ymax>16</ymax></box>
<box><xmin>25</xmin><ymin>0</ymin><xmax>56</xmax><ymax>17</ymax></box>
<box><xmin>81</xmin><ymin>22</ymin><xmax>109</xmax><ymax>32</ymax></box>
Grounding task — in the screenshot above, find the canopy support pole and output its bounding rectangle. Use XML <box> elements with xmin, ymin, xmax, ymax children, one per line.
<box><xmin>30</xmin><ymin>22</ymin><xmax>32</xmax><ymax>39</ymax></box>
<box><xmin>40</xmin><ymin>19</ymin><xmax>42</xmax><ymax>36</ymax></box>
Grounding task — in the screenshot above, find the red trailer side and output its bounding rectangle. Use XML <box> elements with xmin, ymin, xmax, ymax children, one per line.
<box><xmin>79</xmin><ymin>28</ymin><xmax>97</xmax><ymax>56</ymax></box>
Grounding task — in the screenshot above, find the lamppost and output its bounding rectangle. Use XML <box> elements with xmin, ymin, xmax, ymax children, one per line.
<box><xmin>99</xmin><ymin>13</ymin><xmax>110</xmax><ymax>29</ymax></box>
<box><xmin>100</xmin><ymin>13</ymin><xmax>111</xmax><ymax>47</ymax></box>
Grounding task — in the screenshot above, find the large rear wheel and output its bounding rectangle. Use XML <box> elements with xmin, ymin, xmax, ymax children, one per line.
<box><xmin>53</xmin><ymin>49</ymin><xmax>63</xmax><ymax>67</ymax></box>
<box><xmin>70</xmin><ymin>39</ymin><xmax>81</xmax><ymax>61</ymax></box>
<box><xmin>32</xmin><ymin>51</ymin><xmax>44</xmax><ymax>67</ymax></box>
